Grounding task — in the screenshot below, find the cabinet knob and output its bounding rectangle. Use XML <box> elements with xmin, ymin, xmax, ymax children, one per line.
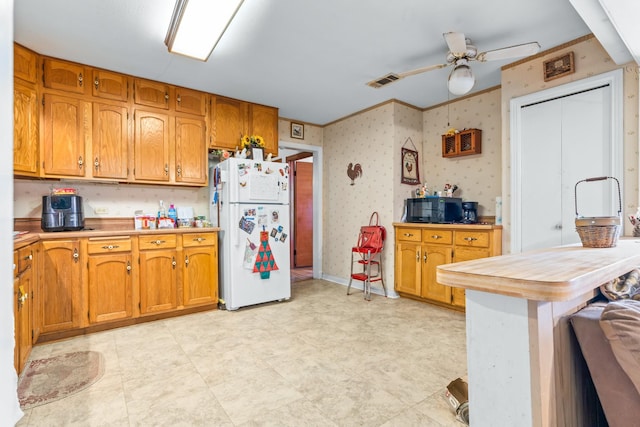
<box><xmin>172</xmin><ymin>256</ymin><xmax>176</xmax><ymax>269</ymax></box>
<box><xmin>424</xmin><ymin>253</ymin><xmax>427</xmax><ymax>263</ymax></box>
<box><xmin>127</xmin><ymin>261</ymin><xmax>131</xmax><ymax>274</ymax></box>
<box><xmin>164</xmin><ymin>164</ymin><xmax>169</xmax><ymax>175</ymax></box>
<box><xmin>177</xmin><ymin>95</ymin><xmax>181</xmax><ymax>104</ymax></box>
<box><xmin>94</xmin><ymin>78</ymin><xmax>99</xmax><ymax>90</ymax></box>
<box><xmin>431</xmin><ymin>235</ymin><xmax>441</xmax><ymax>239</ymax></box>
<box><xmin>101</xmin><ymin>245</ymin><xmax>120</xmax><ymax>250</ymax></box>
<box><xmin>164</xmin><ymin>92</ymin><xmax>169</xmax><ymax>102</ymax></box>
<box><xmin>24</xmin><ymin>253</ymin><xmax>33</xmax><ymax>261</ymax></box>
<box><xmin>193</xmin><ymin>237</ymin><xmax>205</xmax><ymax>242</ymax></box>
<box><xmin>73</xmin><ymin>248</ymin><xmax>79</xmax><ymax>262</ymax></box>
<box><xmin>78</xmin><ymin>72</ymin><xmax>83</xmax><ymax>87</ymax></box>
<box><xmin>152</xmin><ymin>240</ymin><xmax>166</xmax><ymax>245</ymax></box>
<box><xmin>94</xmin><ymin>157</ymin><xmax>100</xmax><ymax>171</ymax></box>
<box><xmin>78</xmin><ymin>156</ymin><xmax>84</xmax><ymax>169</ymax></box>
<box><xmin>404</xmin><ymin>233</ymin><xmax>413</xmax><ymax>237</ymax></box>
<box><xmin>185</xmin><ymin>255</ymin><xmax>189</xmax><ymax>266</ymax></box>
<box><xmin>416</xmin><ymin>251</ymin><xmax>420</xmax><ymax>262</ymax></box>
<box><xmin>463</xmin><ymin>237</ymin><xmax>478</xmax><ymax>242</ymax></box>
<box><xmin>176</xmin><ymin>165</ymin><xmax>182</xmax><ymax>177</ymax></box>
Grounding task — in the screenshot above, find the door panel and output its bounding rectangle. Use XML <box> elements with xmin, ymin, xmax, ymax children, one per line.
<box><xmin>294</xmin><ymin>161</ymin><xmax>313</xmax><ymax>267</ymax></box>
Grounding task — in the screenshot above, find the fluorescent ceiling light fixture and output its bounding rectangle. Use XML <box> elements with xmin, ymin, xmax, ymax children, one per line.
<box><xmin>165</xmin><ymin>0</ymin><xmax>245</xmax><ymax>61</ymax></box>
<box><xmin>448</xmin><ymin>61</ymin><xmax>475</xmax><ymax>96</ymax></box>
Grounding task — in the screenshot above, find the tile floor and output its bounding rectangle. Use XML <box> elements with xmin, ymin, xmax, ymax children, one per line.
<box><xmin>16</xmin><ymin>280</ymin><xmax>467</xmax><ymax>426</ymax></box>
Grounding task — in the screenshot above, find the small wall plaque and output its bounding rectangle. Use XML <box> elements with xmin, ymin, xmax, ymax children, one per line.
<box><xmin>543</xmin><ymin>52</ymin><xmax>575</xmax><ymax>82</ymax></box>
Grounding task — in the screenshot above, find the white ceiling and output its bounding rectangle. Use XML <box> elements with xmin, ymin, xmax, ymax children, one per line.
<box><xmin>14</xmin><ymin>0</ymin><xmax>595</xmax><ymax>125</ymax></box>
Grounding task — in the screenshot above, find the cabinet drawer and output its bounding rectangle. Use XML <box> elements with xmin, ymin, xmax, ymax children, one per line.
<box><xmin>422</xmin><ymin>230</ymin><xmax>453</xmax><ymax>245</ymax></box>
<box><xmin>455</xmin><ymin>231</ymin><xmax>490</xmax><ymax>248</ymax></box>
<box><xmin>139</xmin><ymin>234</ymin><xmax>177</xmax><ymax>250</ymax></box>
<box><xmin>182</xmin><ymin>232</ymin><xmax>217</xmax><ymax>247</ymax></box>
<box><xmin>396</xmin><ymin>228</ymin><xmax>422</xmax><ymax>242</ymax></box>
<box><xmin>87</xmin><ymin>238</ymin><xmax>132</xmax><ymax>254</ymax></box>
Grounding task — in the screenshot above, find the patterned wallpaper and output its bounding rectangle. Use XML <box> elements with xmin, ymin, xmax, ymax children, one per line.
<box><xmin>423</xmin><ymin>88</ymin><xmax>502</xmax><ymax>217</ymax></box>
<box><xmin>501</xmin><ymin>35</ymin><xmax>640</xmax><ymax>250</ymax></box>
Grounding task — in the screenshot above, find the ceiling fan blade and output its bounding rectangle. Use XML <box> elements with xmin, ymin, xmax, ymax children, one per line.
<box><xmin>443</xmin><ymin>32</ymin><xmax>468</xmax><ymax>57</ymax></box>
<box><xmin>396</xmin><ymin>63</ymin><xmax>448</xmax><ymax>79</ymax></box>
<box><xmin>366</xmin><ymin>63</ymin><xmax>448</xmax><ymax>88</ymax></box>
<box><xmin>477</xmin><ymin>42</ymin><xmax>541</xmax><ymax>62</ymax></box>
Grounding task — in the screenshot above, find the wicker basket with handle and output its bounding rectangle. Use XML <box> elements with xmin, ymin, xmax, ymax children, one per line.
<box><xmin>574</xmin><ymin>176</ymin><xmax>621</xmax><ymax>248</ymax></box>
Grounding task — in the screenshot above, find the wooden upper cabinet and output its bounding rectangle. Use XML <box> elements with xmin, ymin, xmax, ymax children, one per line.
<box><xmin>249</xmin><ymin>104</ymin><xmax>279</xmax><ymax>156</ymax></box>
<box><xmin>134</xmin><ymin>109</ymin><xmax>171</xmax><ymax>182</ymax></box>
<box><xmin>92</xmin><ymin>69</ymin><xmax>129</xmax><ymax>102</ymax></box>
<box><xmin>92</xmin><ymin>102</ymin><xmax>129</xmax><ymax>179</ymax></box>
<box><xmin>134</xmin><ymin>78</ymin><xmax>170</xmax><ymax>110</ymax></box>
<box><xmin>175</xmin><ymin>87</ymin><xmax>206</xmax><ymax>116</ymax></box>
<box><xmin>210</xmin><ymin>96</ymin><xmax>247</xmax><ymax>150</ymax></box>
<box><xmin>175</xmin><ymin>116</ymin><xmax>207</xmax><ymax>185</ymax></box>
<box><xmin>14</xmin><ymin>44</ymin><xmax>37</xmax><ymax>84</ymax></box>
<box><xmin>13</xmin><ymin>81</ymin><xmax>39</xmax><ymax>176</ymax></box>
<box><xmin>43</xmin><ymin>58</ymin><xmax>87</xmax><ymax>95</ymax></box>
<box><xmin>42</xmin><ymin>94</ymin><xmax>89</xmax><ymax>177</ymax></box>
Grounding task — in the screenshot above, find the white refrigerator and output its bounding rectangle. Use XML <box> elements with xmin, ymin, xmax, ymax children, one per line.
<box><xmin>212</xmin><ymin>157</ymin><xmax>291</xmax><ymax>310</ymax></box>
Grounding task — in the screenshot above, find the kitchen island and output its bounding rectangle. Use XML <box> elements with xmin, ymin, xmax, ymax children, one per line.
<box><xmin>437</xmin><ymin>239</ymin><xmax>640</xmax><ymax>427</ymax></box>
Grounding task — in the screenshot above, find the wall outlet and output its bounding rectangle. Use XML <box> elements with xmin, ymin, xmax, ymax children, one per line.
<box><xmin>94</xmin><ymin>207</ymin><xmax>109</xmax><ymax>215</ymax></box>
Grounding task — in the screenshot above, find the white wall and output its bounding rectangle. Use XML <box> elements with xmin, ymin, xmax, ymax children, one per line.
<box><xmin>3</xmin><ymin>0</ymin><xmax>25</xmax><ymax>422</ymax></box>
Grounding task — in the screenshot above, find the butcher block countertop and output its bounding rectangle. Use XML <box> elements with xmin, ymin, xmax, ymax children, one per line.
<box><xmin>437</xmin><ymin>238</ymin><xmax>640</xmax><ymax>302</ymax></box>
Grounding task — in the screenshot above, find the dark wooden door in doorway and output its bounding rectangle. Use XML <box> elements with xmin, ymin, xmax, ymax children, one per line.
<box><xmin>293</xmin><ymin>160</ymin><xmax>313</xmax><ymax>267</ymax></box>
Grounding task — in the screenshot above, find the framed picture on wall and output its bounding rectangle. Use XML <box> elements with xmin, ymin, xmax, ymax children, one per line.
<box><xmin>543</xmin><ymin>52</ymin><xmax>575</xmax><ymax>82</ymax></box>
<box><xmin>291</xmin><ymin>122</ymin><xmax>304</xmax><ymax>139</ymax></box>
<box><xmin>401</xmin><ymin>147</ymin><xmax>420</xmax><ymax>185</ymax></box>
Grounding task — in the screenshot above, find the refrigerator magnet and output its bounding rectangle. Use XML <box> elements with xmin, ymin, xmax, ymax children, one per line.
<box><xmin>239</xmin><ymin>216</ymin><xmax>256</xmax><ymax>234</ymax></box>
<box><xmin>271</xmin><ymin>210</ymin><xmax>280</xmax><ymax>223</ymax></box>
<box><xmin>270</xmin><ymin>228</ymin><xmax>278</xmax><ymax>238</ymax></box>
<box><xmin>258</xmin><ymin>214</ymin><xmax>268</xmax><ymax>226</ymax></box>
<box><xmin>279</xmin><ymin>233</ymin><xmax>288</xmax><ymax>243</ymax></box>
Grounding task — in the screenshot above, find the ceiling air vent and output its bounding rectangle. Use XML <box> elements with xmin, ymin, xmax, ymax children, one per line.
<box><xmin>367</xmin><ymin>73</ymin><xmax>401</xmax><ymax>88</ymax></box>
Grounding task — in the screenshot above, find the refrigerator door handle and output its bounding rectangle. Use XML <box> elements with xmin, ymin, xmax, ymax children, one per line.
<box><xmin>232</xmin><ymin>203</ymin><xmax>242</xmax><ymax>247</ymax></box>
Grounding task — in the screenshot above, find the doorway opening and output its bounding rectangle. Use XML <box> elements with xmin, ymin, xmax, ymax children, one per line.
<box><xmin>279</xmin><ymin>141</ymin><xmax>323</xmax><ymax>280</ymax></box>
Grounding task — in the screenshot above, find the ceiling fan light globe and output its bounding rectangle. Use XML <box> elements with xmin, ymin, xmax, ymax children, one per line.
<box><xmin>448</xmin><ymin>64</ymin><xmax>475</xmax><ymax>95</ymax></box>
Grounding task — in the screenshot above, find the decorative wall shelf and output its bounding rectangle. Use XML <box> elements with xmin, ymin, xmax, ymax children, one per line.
<box><xmin>442</xmin><ymin>128</ymin><xmax>482</xmax><ymax>158</ymax></box>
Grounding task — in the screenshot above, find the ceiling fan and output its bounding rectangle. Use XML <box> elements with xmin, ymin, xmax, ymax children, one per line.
<box><xmin>367</xmin><ymin>32</ymin><xmax>540</xmax><ymax>95</ymax></box>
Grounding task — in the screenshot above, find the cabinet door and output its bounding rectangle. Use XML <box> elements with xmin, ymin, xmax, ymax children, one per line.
<box><xmin>210</xmin><ymin>96</ymin><xmax>247</xmax><ymax>150</ymax></box>
<box><xmin>93</xmin><ymin>102</ymin><xmax>129</xmax><ymax>179</ymax></box>
<box><xmin>92</xmin><ymin>69</ymin><xmax>129</xmax><ymax>102</ymax></box>
<box><xmin>183</xmin><ymin>246</ymin><xmax>217</xmax><ymax>306</ymax></box>
<box><xmin>42</xmin><ymin>94</ymin><xmax>89</xmax><ymax>177</ymax></box>
<box><xmin>134</xmin><ymin>109</ymin><xmax>170</xmax><ymax>182</ymax></box>
<box><xmin>13</xmin><ymin>265</ymin><xmax>19</xmax><ymax>373</ymax></box>
<box><xmin>43</xmin><ymin>58</ymin><xmax>87</xmax><ymax>95</ymax></box>
<box><xmin>16</xmin><ymin>246</ymin><xmax>33</xmax><ymax>372</ymax></box>
<box><xmin>394</xmin><ymin>241</ymin><xmax>421</xmax><ymax>296</ymax></box>
<box><xmin>175</xmin><ymin>87</ymin><xmax>206</xmax><ymax>116</ymax></box>
<box><xmin>134</xmin><ymin>78</ymin><xmax>170</xmax><ymax>110</ymax></box>
<box><xmin>14</xmin><ymin>44</ymin><xmax>37</xmax><ymax>84</ymax></box>
<box><xmin>249</xmin><ymin>104</ymin><xmax>279</xmax><ymax>156</ymax></box>
<box><xmin>421</xmin><ymin>245</ymin><xmax>452</xmax><ymax>303</ymax></box>
<box><xmin>13</xmin><ymin>81</ymin><xmax>39</xmax><ymax>176</ymax></box>
<box><xmin>451</xmin><ymin>247</ymin><xmax>491</xmax><ymax>308</ymax></box>
<box><xmin>40</xmin><ymin>240</ymin><xmax>82</xmax><ymax>333</ymax></box>
<box><xmin>139</xmin><ymin>249</ymin><xmax>177</xmax><ymax>314</ymax></box>
<box><xmin>175</xmin><ymin>116</ymin><xmax>207</xmax><ymax>185</ymax></box>
<box><xmin>88</xmin><ymin>253</ymin><xmax>133</xmax><ymax>323</ymax></box>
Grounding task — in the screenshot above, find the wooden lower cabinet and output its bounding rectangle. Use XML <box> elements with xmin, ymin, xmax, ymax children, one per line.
<box><xmin>138</xmin><ymin>235</ymin><xmax>178</xmax><ymax>314</ymax></box>
<box><xmin>182</xmin><ymin>233</ymin><xmax>218</xmax><ymax>306</ymax></box>
<box><xmin>40</xmin><ymin>239</ymin><xmax>82</xmax><ymax>333</ymax></box>
<box><xmin>394</xmin><ymin>224</ymin><xmax>502</xmax><ymax>310</ymax></box>
<box><xmin>87</xmin><ymin>237</ymin><xmax>133</xmax><ymax>323</ymax></box>
<box><xmin>14</xmin><ymin>245</ymin><xmax>35</xmax><ymax>374</ymax></box>
<box><xmin>32</xmin><ymin>231</ymin><xmax>218</xmax><ymax>342</ymax></box>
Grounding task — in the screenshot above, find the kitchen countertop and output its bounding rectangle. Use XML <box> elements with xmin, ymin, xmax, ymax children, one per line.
<box><xmin>437</xmin><ymin>238</ymin><xmax>640</xmax><ymax>301</ymax></box>
<box><xmin>13</xmin><ymin>227</ymin><xmax>220</xmax><ymax>249</ymax></box>
<box><xmin>393</xmin><ymin>222</ymin><xmax>502</xmax><ymax>229</ymax></box>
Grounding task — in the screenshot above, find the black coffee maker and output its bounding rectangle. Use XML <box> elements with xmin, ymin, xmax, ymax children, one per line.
<box><xmin>461</xmin><ymin>201</ymin><xmax>478</xmax><ymax>224</ymax></box>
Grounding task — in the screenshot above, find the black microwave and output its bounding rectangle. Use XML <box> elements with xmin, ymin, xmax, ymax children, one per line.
<box><xmin>405</xmin><ymin>197</ymin><xmax>463</xmax><ymax>223</ymax></box>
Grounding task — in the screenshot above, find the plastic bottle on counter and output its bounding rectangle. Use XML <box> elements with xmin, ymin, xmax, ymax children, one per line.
<box><xmin>168</xmin><ymin>204</ymin><xmax>178</xmax><ymax>228</ymax></box>
<box><xmin>158</xmin><ymin>200</ymin><xmax>167</xmax><ymax>220</ymax></box>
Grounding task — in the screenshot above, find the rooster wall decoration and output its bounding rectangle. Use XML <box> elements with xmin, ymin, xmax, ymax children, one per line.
<box><xmin>347</xmin><ymin>163</ymin><xmax>363</xmax><ymax>185</ymax></box>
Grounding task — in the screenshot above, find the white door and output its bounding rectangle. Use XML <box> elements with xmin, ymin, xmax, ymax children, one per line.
<box><xmin>512</xmin><ymin>70</ymin><xmax>623</xmax><ymax>253</ymax></box>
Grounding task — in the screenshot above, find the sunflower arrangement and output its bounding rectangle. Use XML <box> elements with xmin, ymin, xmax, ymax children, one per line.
<box><xmin>241</xmin><ymin>135</ymin><xmax>265</xmax><ymax>149</ymax></box>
